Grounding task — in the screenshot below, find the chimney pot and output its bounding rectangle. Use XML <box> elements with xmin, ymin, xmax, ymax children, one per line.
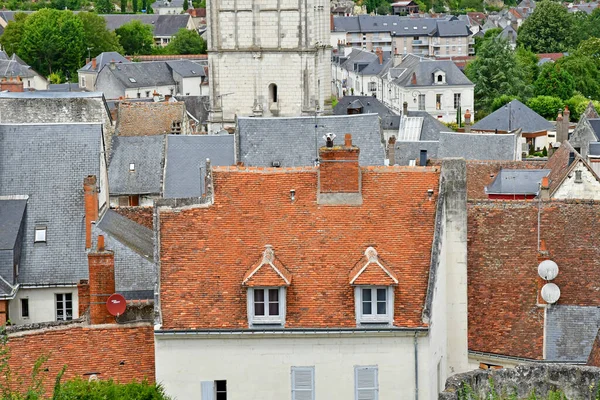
<box><xmin>345</xmin><ymin>133</ymin><xmax>352</xmax><ymax>147</ymax></box>
<box><xmin>98</xmin><ymin>235</ymin><xmax>105</xmax><ymax>251</ymax></box>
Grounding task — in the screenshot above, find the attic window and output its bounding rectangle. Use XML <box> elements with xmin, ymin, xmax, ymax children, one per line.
<box><xmin>404</xmin><ymin>27</ymin><xmax>408</xmax><ymax>30</ymax></box>
<box><xmin>34</xmin><ymin>226</ymin><xmax>47</xmax><ymax>243</ymax></box>
<box><xmin>383</xmin><ymin>23</ymin><xmax>388</xmax><ymax>26</ymax></box>
<box><xmin>191</xmin><ymin>70</ymin><xmax>196</xmax><ymax>74</ymax></box>
<box><xmin>171</xmin><ymin>121</ymin><xmax>182</xmax><ymax>134</ymax></box>
<box><xmin>575</xmin><ymin>170</ymin><xmax>583</xmax><ymax>183</ymax></box>
<box><xmin>413</xmin><ymin>26</ymin><xmax>418</xmax><ymax>29</ymax></box>
<box><xmin>129</xmin><ymin>163</ymin><xmax>135</xmax><ymax>171</ymax></box>
<box><xmin>128</xmin><ymin>77</ymin><xmax>136</xmax><ymax>83</ymax></box>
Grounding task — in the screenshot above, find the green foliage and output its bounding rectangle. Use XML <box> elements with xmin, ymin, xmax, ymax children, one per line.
<box><xmin>465</xmin><ymin>38</ymin><xmax>529</xmax><ymax>112</ymax></box>
<box><xmin>517</xmin><ymin>1</ymin><xmax>575</xmax><ymax>53</ymax></box>
<box><xmin>116</xmin><ymin>19</ymin><xmax>154</xmax><ymax>55</ymax></box>
<box><xmin>50</xmin><ymin>0</ymin><xmax>82</xmax><ymax>11</ymax></box>
<box><xmin>556</xmin><ymin>55</ymin><xmax>600</xmax><ymax>100</ymax></box>
<box><xmin>141</xmin><ymin>0</ymin><xmax>147</xmax><ymax>11</ymax></box>
<box><xmin>48</xmin><ymin>72</ymin><xmax>62</xmax><ymax>83</ymax></box>
<box><xmin>95</xmin><ymin>0</ymin><xmax>114</xmax><ymax>12</ymax></box>
<box><xmin>587</xmin><ymin>8</ymin><xmax>600</xmax><ymax>38</ymax></box>
<box><xmin>132</xmin><ymin>0</ymin><xmax>138</xmax><ymax>12</ymax></box>
<box><xmin>18</xmin><ymin>9</ymin><xmax>85</xmax><ymax>77</ymax></box>
<box><xmin>534</xmin><ymin>63</ymin><xmax>575</xmax><ymax>100</ymax></box>
<box><xmin>375</xmin><ymin>2</ymin><xmax>391</xmax><ymax>14</ymax></box>
<box><xmin>183</xmin><ymin>0</ymin><xmax>188</xmax><ymax>10</ymax></box>
<box><xmin>542</xmin><ymin>146</ymin><xmax>548</xmax><ymax>156</ymax></box>
<box><xmin>473</xmin><ymin>27</ymin><xmax>501</xmax><ymax>55</ymax></box>
<box><xmin>459</xmin><ymin>0</ymin><xmax>483</xmax><ymax>12</ymax></box>
<box><xmin>577</xmin><ymin>37</ymin><xmax>600</xmax><ymax>69</ymax></box>
<box><xmin>491</xmin><ymin>95</ymin><xmax>518</xmax><ymax>112</ymax></box>
<box><xmin>331</xmin><ymin>95</ymin><xmax>338</xmax><ymax>109</ymax></box>
<box><xmin>53</xmin><ymin>378</ymin><xmax>170</xmax><ymax>399</ymax></box>
<box><xmin>565</xmin><ymin>94</ymin><xmax>600</xmax><ymax>121</ymax></box>
<box><xmin>0</xmin><ymin>12</ymin><xmax>27</xmax><ymax>56</ymax></box>
<box><xmin>164</xmin><ymin>28</ymin><xmax>206</xmax><ymax>54</ymax></box>
<box><xmin>527</xmin><ymin>96</ymin><xmax>564</xmax><ymax>119</ymax></box>
<box><xmin>515</xmin><ymin>46</ymin><xmax>539</xmax><ymax>86</ymax></box>
<box><xmin>78</xmin><ymin>12</ymin><xmax>124</xmax><ymax>57</ymax></box>
<box><xmin>121</xmin><ymin>0</ymin><xmax>127</xmax><ymax>11</ymax></box>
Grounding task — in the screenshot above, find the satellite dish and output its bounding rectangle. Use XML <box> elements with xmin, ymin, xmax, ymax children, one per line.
<box><xmin>541</xmin><ymin>283</ymin><xmax>561</xmax><ymax>304</ymax></box>
<box><xmin>106</xmin><ymin>293</ymin><xmax>127</xmax><ymax>316</ymax></box>
<box><xmin>538</xmin><ymin>260</ymin><xmax>559</xmax><ymax>281</ymax></box>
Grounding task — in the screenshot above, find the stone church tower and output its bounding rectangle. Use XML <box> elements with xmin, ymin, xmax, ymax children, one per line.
<box><xmin>207</xmin><ymin>0</ymin><xmax>332</xmax><ymax>131</ymax></box>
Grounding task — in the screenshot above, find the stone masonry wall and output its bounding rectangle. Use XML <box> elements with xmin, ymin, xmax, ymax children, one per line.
<box><xmin>116</xmin><ymin>102</ymin><xmax>187</xmax><ymax>136</ymax></box>
<box><xmin>440</xmin><ymin>364</ymin><xmax>600</xmax><ymax>399</ymax></box>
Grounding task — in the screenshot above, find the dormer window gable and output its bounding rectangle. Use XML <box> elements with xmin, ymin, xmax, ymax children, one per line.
<box><xmin>432</xmin><ymin>69</ymin><xmax>446</xmax><ymax>85</ymax></box>
<box><xmin>350</xmin><ymin>247</ymin><xmax>397</xmax><ymax>326</ymax></box>
<box><xmin>243</xmin><ymin>245</ymin><xmax>291</xmax><ymax>327</ymax></box>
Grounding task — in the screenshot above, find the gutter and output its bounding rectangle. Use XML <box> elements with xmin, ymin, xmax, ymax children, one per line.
<box><xmin>414</xmin><ymin>331</ymin><xmax>419</xmax><ymax>400</ymax></box>
<box><xmin>156</xmin><ymin>327</ymin><xmax>429</xmax><ymax>337</ymax></box>
<box><xmin>468</xmin><ymin>350</ymin><xmax>587</xmax><ymax>365</ymax></box>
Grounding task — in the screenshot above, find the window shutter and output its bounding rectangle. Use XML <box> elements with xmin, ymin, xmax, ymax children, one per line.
<box><xmin>291</xmin><ymin>367</ymin><xmax>314</xmax><ymax>400</ymax></box>
<box><xmin>201</xmin><ymin>381</ymin><xmax>215</xmax><ymax>400</ymax></box>
<box><xmin>355</xmin><ymin>366</ymin><xmax>378</xmax><ymax>400</ymax></box>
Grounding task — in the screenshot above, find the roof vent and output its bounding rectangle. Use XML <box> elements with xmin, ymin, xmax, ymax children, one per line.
<box><xmin>271</xmin><ymin>160</ymin><xmax>281</xmax><ymax>167</ymax></box>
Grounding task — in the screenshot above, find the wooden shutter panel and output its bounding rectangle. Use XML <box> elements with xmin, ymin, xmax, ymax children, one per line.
<box><xmin>291</xmin><ymin>367</ymin><xmax>314</xmax><ymax>400</ymax></box>
<box><xmin>355</xmin><ymin>366</ymin><xmax>378</xmax><ymax>400</ymax></box>
<box><xmin>201</xmin><ymin>381</ymin><xmax>215</xmax><ymax>400</ymax></box>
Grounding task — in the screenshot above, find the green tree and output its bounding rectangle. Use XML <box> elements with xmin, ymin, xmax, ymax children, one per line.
<box><xmin>527</xmin><ymin>95</ymin><xmax>564</xmax><ymax>119</ymax></box>
<box><xmin>587</xmin><ymin>7</ymin><xmax>600</xmax><ymax>38</ymax></box>
<box><xmin>570</xmin><ymin>10</ymin><xmax>590</xmax><ymax>46</ymax></box>
<box><xmin>183</xmin><ymin>0</ymin><xmax>188</xmax><ymax>10</ymax></box>
<box><xmin>116</xmin><ymin>19</ymin><xmax>154</xmax><ymax>54</ymax></box>
<box><xmin>534</xmin><ymin>62</ymin><xmax>575</xmax><ymax>99</ymax></box>
<box><xmin>0</xmin><ymin>12</ymin><xmax>27</xmax><ymax>56</ymax></box>
<box><xmin>460</xmin><ymin>0</ymin><xmax>483</xmax><ymax>11</ymax></box>
<box><xmin>95</xmin><ymin>0</ymin><xmax>114</xmax><ymax>12</ymax></box>
<box><xmin>132</xmin><ymin>0</ymin><xmax>138</xmax><ymax>12</ymax></box>
<box><xmin>121</xmin><ymin>0</ymin><xmax>127</xmax><ymax>12</ymax></box>
<box><xmin>50</xmin><ymin>0</ymin><xmax>82</xmax><ymax>10</ymax></box>
<box><xmin>18</xmin><ymin>9</ymin><xmax>85</xmax><ymax>77</ymax></box>
<box><xmin>556</xmin><ymin>55</ymin><xmax>600</xmax><ymax>99</ymax></box>
<box><xmin>142</xmin><ymin>0</ymin><xmax>147</xmax><ymax>11</ymax></box>
<box><xmin>491</xmin><ymin>94</ymin><xmax>518</xmax><ymax>111</ymax></box>
<box><xmin>576</xmin><ymin>37</ymin><xmax>600</xmax><ymax>68</ymax></box>
<box><xmin>473</xmin><ymin>27</ymin><xmax>501</xmax><ymax>55</ymax></box>
<box><xmin>78</xmin><ymin>12</ymin><xmax>124</xmax><ymax>57</ymax></box>
<box><xmin>515</xmin><ymin>46</ymin><xmax>539</xmax><ymax>86</ymax></box>
<box><xmin>164</xmin><ymin>28</ymin><xmax>206</xmax><ymax>54</ymax></box>
<box><xmin>375</xmin><ymin>2</ymin><xmax>391</xmax><ymax>14</ymax></box>
<box><xmin>465</xmin><ymin>38</ymin><xmax>528</xmax><ymax>112</ymax></box>
<box><xmin>517</xmin><ymin>1</ymin><xmax>575</xmax><ymax>53</ymax></box>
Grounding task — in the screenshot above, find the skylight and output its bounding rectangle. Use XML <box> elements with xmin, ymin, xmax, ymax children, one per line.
<box><xmin>129</xmin><ymin>77</ymin><xmax>137</xmax><ymax>83</ymax></box>
<box><xmin>191</xmin><ymin>70</ymin><xmax>196</xmax><ymax>74</ymax></box>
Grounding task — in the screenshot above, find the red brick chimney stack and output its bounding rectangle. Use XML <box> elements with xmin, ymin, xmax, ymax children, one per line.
<box><xmin>84</xmin><ymin>175</ymin><xmax>99</xmax><ymax>249</ymax></box>
<box><xmin>464</xmin><ymin>109</ymin><xmax>472</xmax><ymax>133</ymax></box>
<box><xmin>375</xmin><ymin>47</ymin><xmax>383</xmax><ymax>65</ymax></box>
<box><xmin>0</xmin><ymin>76</ymin><xmax>24</xmax><ymax>92</ymax></box>
<box><xmin>88</xmin><ymin>235</ymin><xmax>116</xmax><ymax>325</ymax></box>
<box><xmin>91</xmin><ymin>57</ymin><xmax>97</xmax><ymax>70</ymax></box>
<box><xmin>319</xmin><ymin>133</ymin><xmax>361</xmax><ymax>193</ymax></box>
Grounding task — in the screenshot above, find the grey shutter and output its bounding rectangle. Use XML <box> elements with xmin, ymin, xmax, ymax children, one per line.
<box><xmin>201</xmin><ymin>381</ymin><xmax>215</xmax><ymax>400</ymax></box>
<box><xmin>291</xmin><ymin>367</ymin><xmax>314</xmax><ymax>400</ymax></box>
<box><xmin>355</xmin><ymin>366</ymin><xmax>378</xmax><ymax>400</ymax></box>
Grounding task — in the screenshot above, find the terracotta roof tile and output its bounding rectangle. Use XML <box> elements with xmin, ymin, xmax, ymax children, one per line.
<box><xmin>159</xmin><ymin>167</ymin><xmax>440</xmax><ymax>330</ymax></box>
<box><xmin>349</xmin><ymin>247</ymin><xmax>399</xmax><ymax>286</ymax></box>
<box><xmin>242</xmin><ymin>245</ymin><xmax>292</xmax><ymax>287</ymax></box>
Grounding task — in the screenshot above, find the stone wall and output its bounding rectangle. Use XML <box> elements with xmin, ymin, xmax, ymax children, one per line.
<box><xmin>116</xmin><ymin>102</ymin><xmax>188</xmax><ymax>136</ymax></box>
<box><xmin>440</xmin><ymin>364</ymin><xmax>600</xmax><ymax>399</ymax></box>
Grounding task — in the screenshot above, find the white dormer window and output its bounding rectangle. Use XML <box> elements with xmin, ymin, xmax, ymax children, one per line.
<box><xmin>129</xmin><ymin>77</ymin><xmax>136</xmax><ymax>83</ymax></box>
<box><xmin>356</xmin><ymin>286</ymin><xmax>394</xmax><ymax>324</ymax></box>
<box><xmin>248</xmin><ymin>287</ymin><xmax>286</xmax><ymax>325</ymax></box>
<box><xmin>129</xmin><ymin>163</ymin><xmax>135</xmax><ymax>171</ymax></box>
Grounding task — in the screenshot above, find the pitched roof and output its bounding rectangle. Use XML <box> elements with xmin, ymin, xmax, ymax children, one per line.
<box><xmin>0</xmin><ymin>124</ymin><xmax>102</xmax><ymax>285</ymax></box>
<box><xmin>337</xmin><ymin>48</ymin><xmax>393</xmax><ymax>76</ymax></box>
<box><xmin>100</xmin><ymin>14</ymin><xmax>191</xmax><ymax>36</ymax></box>
<box><xmin>116</xmin><ymin>101</ymin><xmax>184</xmax><ymax>136</ymax></box>
<box><xmin>484</xmin><ymin>169</ymin><xmax>550</xmax><ymax>195</ymax></box>
<box><xmin>465</xmin><ymin>161</ymin><xmax>547</xmax><ymax>199</ymax></box>
<box><xmin>78</xmin><ymin>51</ymin><xmax>130</xmax><ymax>72</ymax></box>
<box><xmin>98</xmin><ymin>62</ymin><xmax>176</xmax><ymax>90</ymax></box>
<box><xmin>584</xmin><ymin>101</ymin><xmax>600</xmax><ymax>119</ymax></box>
<box><xmin>468</xmin><ymin>201</ymin><xmax>600</xmax><ymax>360</ymax></box>
<box><xmin>437</xmin><ymin>131</ymin><xmax>519</xmax><ymax>161</ymax></box>
<box><xmin>435</xmin><ymin>19</ymin><xmax>471</xmax><ymax>37</ymax></box>
<box><xmin>588</xmin><ymin>329</ymin><xmax>600</xmax><ymax>366</ymax></box>
<box><xmin>0</xmin><ymin>199</ymin><xmax>26</xmax><ymax>251</ymax></box>
<box><xmin>174</xmin><ymin>95</ymin><xmax>209</xmax><ymax>124</ymax></box>
<box><xmin>546</xmin><ymin>305</ymin><xmax>600</xmax><ymax>362</ymax></box>
<box><xmin>0</xmin><ymin>54</ymin><xmax>41</xmax><ymax>79</ymax></box>
<box><xmin>236</xmin><ymin>114</ymin><xmax>386</xmax><ymax>167</ymax></box>
<box><xmin>163</xmin><ymin>134</ymin><xmax>235</xmax><ymax>198</ymax></box>
<box><xmin>158</xmin><ymin>165</ymin><xmax>440</xmax><ymax>330</ymax></box>
<box><xmin>332</xmin><ymin>96</ymin><xmax>400</xmax><ymax>130</ymax></box>
<box><xmin>349</xmin><ymin>247</ymin><xmax>399</xmax><ymax>286</ymax></box>
<box><xmin>96</xmin><ymin>209</ymin><xmax>153</xmax><ymax>261</ymax></box>
<box><xmin>393</xmin><ymin>55</ymin><xmax>473</xmax><ymax>87</ymax></box>
<box><xmin>166</xmin><ymin>60</ymin><xmax>206</xmax><ymax>78</ymax></box>
<box><xmin>471</xmin><ymin>100</ymin><xmax>554</xmax><ymax>134</ymax></box>
<box><xmin>589</xmin><ymin>119</ymin><xmax>600</xmax><ymax>140</ymax></box>
<box><xmin>543</xmin><ymin>141</ymin><xmax>600</xmax><ymax>196</ymax></box>
<box><xmin>108</xmin><ymin>135</ymin><xmax>165</xmax><ymax>196</ymax></box>
<box><xmin>242</xmin><ymin>246</ymin><xmax>292</xmax><ymax>287</ymax></box>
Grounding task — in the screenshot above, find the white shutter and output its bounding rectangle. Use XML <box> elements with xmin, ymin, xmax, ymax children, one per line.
<box><xmin>291</xmin><ymin>367</ymin><xmax>315</xmax><ymax>400</ymax></box>
<box><xmin>355</xmin><ymin>366</ymin><xmax>378</xmax><ymax>400</ymax></box>
<box><xmin>201</xmin><ymin>381</ymin><xmax>215</xmax><ymax>400</ymax></box>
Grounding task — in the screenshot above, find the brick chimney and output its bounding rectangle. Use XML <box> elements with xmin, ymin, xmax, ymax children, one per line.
<box><xmin>330</xmin><ymin>13</ymin><xmax>334</xmax><ymax>31</ymax></box>
<box><xmin>0</xmin><ymin>76</ymin><xmax>24</xmax><ymax>92</ymax></box>
<box><xmin>375</xmin><ymin>47</ymin><xmax>383</xmax><ymax>65</ymax></box>
<box><xmin>556</xmin><ymin>110</ymin><xmax>567</xmax><ymax>143</ymax></box>
<box><xmin>92</xmin><ymin>57</ymin><xmax>97</xmax><ymax>70</ymax></box>
<box><xmin>540</xmin><ymin>176</ymin><xmax>549</xmax><ymax>200</ymax></box>
<box><xmin>88</xmin><ymin>235</ymin><xmax>116</xmax><ymax>324</ymax></box>
<box><xmin>84</xmin><ymin>175</ymin><xmax>98</xmax><ymax>249</ymax></box>
<box><xmin>464</xmin><ymin>109</ymin><xmax>471</xmax><ymax>133</ymax></box>
<box><xmin>411</xmin><ymin>73</ymin><xmax>417</xmax><ymax>85</ymax></box>
<box><xmin>319</xmin><ymin>133</ymin><xmax>361</xmax><ymax>194</ymax></box>
<box><xmin>387</xmin><ymin>136</ymin><xmax>396</xmax><ymax>165</ymax></box>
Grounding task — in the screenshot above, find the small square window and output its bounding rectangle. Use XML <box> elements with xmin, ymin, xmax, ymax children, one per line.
<box><xmin>575</xmin><ymin>170</ymin><xmax>583</xmax><ymax>183</ymax></box>
<box><xmin>248</xmin><ymin>287</ymin><xmax>285</xmax><ymax>325</ymax></box>
<box><xmin>129</xmin><ymin>163</ymin><xmax>135</xmax><ymax>171</ymax></box>
<box><xmin>34</xmin><ymin>226</ymin><xmax>47</xmax><ymax>243</ymax></box>
<box><xmin>356</xmin><ymin>286</ymin><xmax>393</xmax><ymax>324</ymax></box>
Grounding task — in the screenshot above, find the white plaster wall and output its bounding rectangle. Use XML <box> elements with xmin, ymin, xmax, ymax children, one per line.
<box><xmin>78</xmin><ymin>71</ymin><xmax>97</xmax><ymax>91</ymax></box>
<box><xmin>124</xmin><ymin>86</ymin><xmax>177</xmax><ymax>99</ymax></box>
<box><xmin>30</xmin><ymin>75</ymin><xmax>49</xmax><ymax>91</ymax></box>
<box><xmin>179</xmin><ymin>76</ymin><xmax>203</xmax><ymax>96</ymax></box>
<box><xmin>553</xmin><ymin>160</ymin><xmax>600</xmax><ymax>200</ymax></box>
<box><xmin>156</xmin><ymin>334</ymin><xmax>433</xmax><ymax>400</ymax></box>
<box><xmin>331</xmin><ymin>31</ymin><xmax>346</xmax><ymax>48</ymax></box>
<box><xmin>8</xmin><ymin>287</ymin><xmax>79</xmax><ymax>325</ymax></box>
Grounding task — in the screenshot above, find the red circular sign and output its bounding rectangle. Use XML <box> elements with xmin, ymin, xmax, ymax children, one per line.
<box><xmin>106</xmin><ymin>293</ymin><xmax>127</xmax><ymax>316</ymax></box>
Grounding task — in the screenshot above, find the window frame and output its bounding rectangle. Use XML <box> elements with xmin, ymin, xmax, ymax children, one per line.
<box><xmin>247</xmin><ymin>287</ymin><xmax>286</xmax><ymax>326</ymax></box>
<box><xmin>291</xmin><ymin>366</ymin><xmax>315</xmax><ymax>400</ymax></box>
<box><xmin>418</xmin><ymin>94</ymin><xmax>426</xmax><ymax>111</ymax></box>
<box><xmin>55</xmin><ymin>293</ymin><xmax>73</xmax><ymax>321</ymax></box>
<box><xmin>21</xmin><ymin>298</ymin><xmax>29</xmax><ymax>318</ymax></box>
<box><xmin>355</xmin><ymin>365</ymin><xmax>379</xmax><ymax>400</ymax></box>
<box><xmin>354</xmin><ymin>286</ymin><xmax>394</xmax><ymax>325</ymax></box>
<box><xmin>34</xmin><ymin>226</ymin><xmax>47</xmax><ymax>243</ymax></box>
<box><xmin>436</xmin><ymin>94</ymin><xmax>442</xmax><ymax>110</ymax></box>
<box><xmin>454</xmin><ymin>93</ymin><xmax>461</xmax><ymax>110</ymax></box>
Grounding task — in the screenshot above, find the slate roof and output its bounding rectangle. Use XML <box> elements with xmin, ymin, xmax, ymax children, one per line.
<box><xmin>0</xmin><ymin>54</ymin><xmax>40</xmax><ymax>78</ymax></box>
<box><xmin>99</xmin><ymin>62</ymin><xmax>176</xmax><ymax>89</ymax></box>
<box><xmin>236</xmin><ymin>114</ymin><xmax>385</xmax><ymax>167</ymax></box>
<box><xmin>332</xmin><ymin>96</ymin><xmax>400</xmax><ymax>130</ymax></box>
<box><xmin>166</xmin><ymin>60</ymin><xmax>206</xmax><ymax>78</ymax></box>
<box><xmin>337</xmin><ymin>48</ymin><xmax>393</xmax><ymax>76</ymax></box>
<box><xmin>589</xmin><ymin>119</ymin><xmax>600</xmax><ymax>140</ymax></box>
<box><xmin>402</xmin><ymin>110</ymin><xmax>449</xmax><ymax>141</ymax></box>
<box><xmin>471</xmin><ymin>100</ymin><xmax>554</xmax><ymax>134</ymax></box>
<box><xmin>175</xmin><ymin>95</ymin><xmax>209</xmax><ymax>123</ymax></box>
<box><xmin>546</xmin><ymin>305</ymin><xmax>600</xmax><ymax>362</ymax></box>
<box><xmin>584</xmin><ymin>102</ymin><xmax>600</xmax><ymax>119</ymax></box>
<box><xmin>163</xmin><ymin>134</ymin><xmax>235</xmax><ymax>198</ymax></box>
<box><xmin>465</xmin><ymin>161</ymin><xmax>547</xmax><ymax>200</ymax></box>
<box><xmin>0</xmin><ymin>199</ymin><xmax>26</xmax><ymax>251</ymax></box>
<box><xmin>47</xmin><ymin>83</ymin><xmax>87</xmax><ymax>92</ymax></box>
<box><xmin>393</xmin><ymin>55</ymin><xmax>473</xmax><ymax>87</ymax></box>
<box><xmin>152</xmin><ymin>0</ymin><xmax>184</xmax><ymax>9</ymax></box>
<box><xmin>436</xmin><ymin>20</ymin><xmax>471</xmax><ymax>36</ymax></box>
<box><xmin>589</xmin><ymin>143</ymin><xmax>600</xmax><ymax>156</ymax></box>
<box><xmin>96</xmin><ymin>210</ymin><xmax>153</xmax><ymax>261</ymax></box>
<box><xmin>437</xmin><ymin>132</ymin><xmax>519</xmax><ymax>160</ymax></box>
<box><xmin>78</xmin><ymin>52</ymin><xmax>130</xmax><ymax>73</ymax></box>
<box><xmin>108</xmin><ymin>135</ymin><xmax>166</xmax><ymax>196</ymax></box>
<box><xmin>101</xmin><ymin>14</ymin><xmax>190</xmax><ymax>36</ymax></box>
<box><xmin>485</xmin><ymin>169</ymin><xmax>550</xmax><ymax>195</ymax></box>
<box><xmin>332</xmin><ymin>15</ymin><xmax>471</xmax><ymax>37</ymax></box>
<box><xmin>0</xmin><ymin>124</ymin><xmax>102</xmax><ymax>285</ymax></box>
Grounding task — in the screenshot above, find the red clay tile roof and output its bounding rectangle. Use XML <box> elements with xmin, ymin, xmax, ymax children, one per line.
<box><xmin>349</xmin><ymin>247</ymin><xmax>399</xmax><ymax>286</ymax></box>
<box><xmin>468</xmin><ymin>201</ymin><xmax>600</xmax><ymax>359</ymax></box>
<box><xmin>509</xmin><ymin>8</ymin><xmax>523</xmax><ymax>18</ymax></box>
<box><xmin>242</xmin><ymin>245</ymin><xmax>292</xmax><ymax>287</ymax></box>
<box><xmin>588</xmin><ymin>329</ymin><xmax>600</xmax><ymax>366</ymax></box>
<box><xmin>536</xmin><ymin>53</ymin><xmax>566</xmax><ymax>61</ymax></box>
<box><xmin>159</xmin><ymin>166</ymin><xmax>440</xmax><ymax>330</ymax></box>
<box><xmin>466</xmin><ymin>160</ymin><xmax>547</xmax><ymax>200</ymax></box>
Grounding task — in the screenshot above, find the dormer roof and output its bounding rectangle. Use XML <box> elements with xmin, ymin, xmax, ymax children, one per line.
<box><xmin>242</xmin><ymin>245</ymin><xmax>292</xmax><ymax>287</ymax></box>
<box><xmin>349</xmin><ymin>247</ymin><xmax>399</xmax><ymax>286</ymax></box>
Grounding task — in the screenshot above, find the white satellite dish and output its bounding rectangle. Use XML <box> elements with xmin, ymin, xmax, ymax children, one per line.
<box><xmin>541</xmin><ymin>283</ymin><xmax>561</xmax><ymax>304</ymax></box>
<box><xmin>538</xmin><ymin>260</ymin><xmax>559</xmax><ymax>281</ymax></box>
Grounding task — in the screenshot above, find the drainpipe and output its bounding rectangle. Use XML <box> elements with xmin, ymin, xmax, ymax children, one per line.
<box><xmin>414</xmin><ymin>332</ymin><xmax>419</xmax><ymax>400</ymax></box>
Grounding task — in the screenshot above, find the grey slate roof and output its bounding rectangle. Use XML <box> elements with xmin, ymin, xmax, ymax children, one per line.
<box><xmin>438</xmin><ymin>131</ymin><xmax>519</xmax><ymax>160</ymax></box>
<box><xmin>589</xmin><ymin>119</ymin><xmax>600</xmax><ymax>140</ymax></box>
<box><xmin>78</xmin><ymin>52</ymin><xmax>130</xmax><ymax>72</ymax></box>
<box><xmin>337</xmin><ymin>49</ymin><xmax>393</xmax><ymax>76</ymax></box>
<box><xmin>393</xmin><ymin>54</ymin><xmax>473</xmax><ymax>87</ymax></box>
<box><xmin>167</xmin><ymin>60</ymin><xmax>206</xmax><ymax>78</ymax></box>
<box><xmin>101</xmin><ymin>14</ymin><xmax>190</xmax><ymax>36</ymax></box>
<box><xmin>0</xmin><ymin>54</ymin><xmax>39</xmax><ymax>78</ymax></box>
<box><xmin>99</xmin><ymin>62</ymin><xmax>176</xmax><ymax>89</ymax></box>
<box><xmin>405</xmin><ymin>110</ymin><xmax>449</xmax><ymax>141</ymax></box>
<box><xmin>332</xmin><ymin>15</ymin><xmax>471</xmax><ymax>37</ymax></box>
<box><xmin>472</xmin><ymin>100</ymin><xmax>555</xmax><ymax>133</ymax></box>
<box><xmin>589</xmin><ymin>142</ymin><xmax>600</xmax><ymax>156</ymax></box>
<box><xmin>153</xmin><ymin>14</ymin><xmax>191</xmax><ymax>37</ymax></box>
<box><xmin>47</xmin><ymin>83</ymin><xmax>87</xmax><ymax>92</ymax></box>
<box><xmin>0</xmin><ymin>199</ymin><xmax>26</xmax><ymax>251</ymax></box>
<box><xmin>485</xmin><ymin>169</ymin><xmax>550</xmax><ymax>195</ymax></box>
<box><xmin>174</xmin><ymin>95</ymin><xmax>209</xmax><ymax>123</ymax></box>
<box><xmin>237</xmin><ymin>114</ymin><xmax>385</xmax><ymax>167</ymax></box>
<box><xmin>435</xmin><ymin>20</ymin><xmax>471</xmax><ymax>36</ymax></box>
<box><xmin>95</xmin><ymin>210</ymin><xmax>154</xmax><ymax>296</ymax></box>
<box><xmin>546</xmin><ymin>305</ymin><xmax>600</xmax><ymax>362</ymax></box>
<box><xmin>163</xmin><ymin>134</ymin><xmax>235</xmax><ymax>198</ymax></box>
<box><xmin>394</xmin><ymin>140</ymin><xmax>439</xmax><ymax>165</ymax></box>
<box><xmin>108</xmin><ymin>135</ymin><xmax>165</xmax><ymax>195</ymax></box>
<box><xmin>0</xmin><ymin>124</ymin><xmax>102</xmax><ymax>285</ymax></box>
<box><xmin>333</xmin><ymin>96</ymin><xmax>400</xmax><ymax>130</ymax></box>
